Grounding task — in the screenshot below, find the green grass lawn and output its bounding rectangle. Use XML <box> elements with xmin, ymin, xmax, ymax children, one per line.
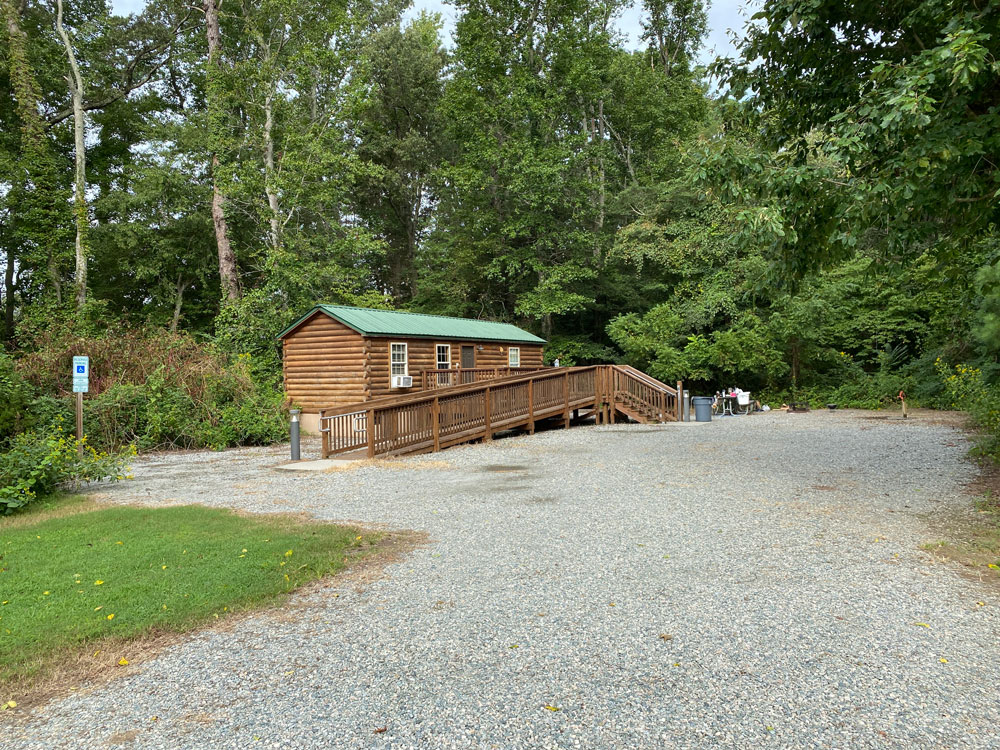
<box><xmin>0</xmin><ymin>496</ymin><xmax>367</xmax><ymax>700</ymax></box>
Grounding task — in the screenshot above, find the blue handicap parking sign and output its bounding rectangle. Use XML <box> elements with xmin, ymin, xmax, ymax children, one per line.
<box><xmin>77</xmin><ymin>365</ymin><xmax>85</xmax><ymax>373</ymax></box>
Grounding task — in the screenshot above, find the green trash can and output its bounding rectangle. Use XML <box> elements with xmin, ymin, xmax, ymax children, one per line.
<box><xmin>692</xmin><ymin>396</ymin><xmax>713</xmax><ymax>422</ymax></box>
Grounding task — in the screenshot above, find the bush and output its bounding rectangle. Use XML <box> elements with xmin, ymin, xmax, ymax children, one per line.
<box><xmin>81</xmin><ymin>360</ymin><xmax>286</xmax><ymax>452</ymax></box>
<box><xmin>937</xmin><ymin>359</ymin><xmax>1000</xmax><ymax>461</ymax></box>
<box><xmin>11</xmin><ymin>328</ymin><xmax>288</xmax><ymax>453</ymax></box>
<box><xmin>0</xmin><ymin>353</ymin><xmax>34</xmax><ymax>444</ymax></box>
<box><xmin>0</xmin><ymin>423</ymin><xmax>133</xmax><ymax>514</ymax></box>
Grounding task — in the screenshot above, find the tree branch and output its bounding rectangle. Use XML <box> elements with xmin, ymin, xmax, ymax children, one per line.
<box><xmin>45</xmin><ymin>10</ymin><xmax>195</xmax><ymax>128</ymax></box>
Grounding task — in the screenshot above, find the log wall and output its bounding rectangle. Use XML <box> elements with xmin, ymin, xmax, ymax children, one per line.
<box><xmin>282</xmin><ymin>314</ymin><xmax>367</xmax><ymax>411</ymax></box>
<box><xmin>282</xmin><ymin>311</ymin><xmax>544</xmax><ymax>411</ymax></box>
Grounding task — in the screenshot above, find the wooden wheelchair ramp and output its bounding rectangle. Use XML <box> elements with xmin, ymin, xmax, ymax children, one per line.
<box><xmin>319</xmin><ymin>365</ymin><xmax>682</xmax><ymax>459</ymax></box>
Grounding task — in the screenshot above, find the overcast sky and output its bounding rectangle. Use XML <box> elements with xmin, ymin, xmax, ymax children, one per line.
<box><xmin>109</xmin><ymin>0</ymin><xmax>753</xmax><ymax>66</ymax></box>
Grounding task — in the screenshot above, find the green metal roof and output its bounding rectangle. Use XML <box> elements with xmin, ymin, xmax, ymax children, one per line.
<box><xmin>277</xmin><ymin>305</ymin><xmax>546</xmax><ymax>344</ymax></box>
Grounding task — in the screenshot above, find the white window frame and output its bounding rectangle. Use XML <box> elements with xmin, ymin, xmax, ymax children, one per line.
<box><xmin>390</xmin><ymin>342</ymin><xmax>408</xmax><ymax>377</ymax></box>
<box><xmin>508</xmin><ymin>346</ymin><xmax>521</xmax><ymax>367</ymax></box>
<box><xmin>436</xmin><ymin>344</ymin><xmax>451</xmax><ymax>370</ymax></box>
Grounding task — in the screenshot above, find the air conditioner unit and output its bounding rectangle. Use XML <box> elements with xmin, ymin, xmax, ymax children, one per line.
<box><xmin>392</xmin><ymin>375</ymin><xmax>413</xmax><ymax>388</ymax></box>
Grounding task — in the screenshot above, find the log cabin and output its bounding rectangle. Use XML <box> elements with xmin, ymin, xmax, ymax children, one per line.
<box><xmin>277</xmin><ymin>305</ymin><xmax>546</xmax><ymax>430</ymax></box>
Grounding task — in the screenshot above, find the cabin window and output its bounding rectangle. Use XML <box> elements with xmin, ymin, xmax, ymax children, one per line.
<box><xmin>436</xmin><ymin>344</ymin><xmax>451</xmax><ymax>370</ymax></box>
<box><xmin>390</xmin><ymin>343</ymin><xmax>408</xmax><ymax>376</ymax></box>
<box><xmin>508</xmin><ymin>347</ymin><xmax>520</xmax><ymax>367</ymax></box>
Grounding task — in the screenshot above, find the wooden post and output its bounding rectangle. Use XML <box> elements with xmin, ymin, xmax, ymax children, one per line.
<box><xmin>366</xmin><ymin>407</ymin><xmax>376</xmax><ymax>458</ymax></box>
<box><xmin>676</xmin><ymin>380</ymin><xmax>683</xmax><ymax>422</ymax></box>
<box><xmin>76</xmin><ymin>391</ymin><xmax>83</xmax><ymax>454</ymax></box>
<box><xmin>321</xmin><ymin>410</ymin><xmax>330</xmax><ymax>458</ymax></box>
<box><xmin>563</xmin><ymin>371</ymin><xmax>570</xmax><ymax>428</ymax></box>
<box><xmin>527</xmin><ymin>378</ymin><xmax>535</xmax><ymax>434</ymax></box>
<box><xmin>595</xmin><ymin>367</ymin><xmax>604</xmax><ymax>424</ymax></box>
<box><xmin>484</xmin><ymin>386</ymin><xmax>492</xmax><ymax>441</ymax></box>
<box><xmin>432</xmin><ymin>397</ymin><xmax>440</xmax><ymax>451</ymax></box>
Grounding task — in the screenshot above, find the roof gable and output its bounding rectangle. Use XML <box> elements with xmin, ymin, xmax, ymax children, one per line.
<box><xmin>277</xmin><ymin>305</ymin><xmax>546</xmax><ymax>344</ymax></box>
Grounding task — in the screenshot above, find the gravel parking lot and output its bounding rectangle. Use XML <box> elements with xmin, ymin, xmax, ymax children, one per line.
<box><xmin>5</xmin><ymin>410</ymin><xmax>1000</xmax><ymax>749</ymax></box>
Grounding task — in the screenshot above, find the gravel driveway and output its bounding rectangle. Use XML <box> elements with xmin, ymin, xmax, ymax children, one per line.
<box><xmin>5</xmin><ymin>410</ymin><xmax>1000</xmax><ymax>749</ymax></box>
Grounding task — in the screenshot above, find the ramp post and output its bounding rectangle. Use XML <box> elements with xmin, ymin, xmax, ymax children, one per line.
<box><xmin>527</xmin><ymin>378</ymin><xmax>535</xmax><ymax>434</ymax></box>
<box><xmin>366</xmin><ymin>408</ymin><xmax>376</xmax><ymax>458</ymax></box>
<box><xmin>432</xmin><ymin>396</ymin><xmax>440</xmax><ymax>451</ymax></box>
<box><xmin>563</xmin><ymin>371</ymin><xmax>570</xmax><ymax>428</ymax></box>
<box><xmin>484</xmin><ymin>386</ymin><xmax>492</xmax><ymax>441</ymax></box>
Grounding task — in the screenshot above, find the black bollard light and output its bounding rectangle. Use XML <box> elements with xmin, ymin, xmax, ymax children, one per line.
<box><xmin>289</xmin><ymin>409</ymin><xmax>301</xmax><ymax>461</ymax></box>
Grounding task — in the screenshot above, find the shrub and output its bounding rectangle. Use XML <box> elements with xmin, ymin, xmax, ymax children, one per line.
<box><xmin>0</xmin><ymin>423</ymin><xmax>133</xmax><ymax>514</ymax></box>
<box><xmin>12</xmin><ymin>328</ymin><xmax>288</xmax><ymax>453</ymax></box>
<box><xmin>937</xmin><ymin>359</ymin><xmax>1000</xmax><ymax>461</ymax></box>
<box><xmin>80</xmin><ymin>363</ymin><xmax>286</xmax><ymax>452</ymax></box>
<box><xmin>0</xmin><ymin>353</ymin><xmax>34</xmax><ymax>444</ymax></box>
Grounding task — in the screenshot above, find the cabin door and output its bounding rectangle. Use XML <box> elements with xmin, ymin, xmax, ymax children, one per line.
<box><xmin>461</xmin><ymin>345</ymin><xmax>475</xmax><ymax>370</ymax></box>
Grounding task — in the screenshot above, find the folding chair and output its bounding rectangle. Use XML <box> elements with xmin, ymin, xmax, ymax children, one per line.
<box><xmin>736</xmin><ymin>392</ymin><xmax>752</xmax><ymax>415</ymax></box>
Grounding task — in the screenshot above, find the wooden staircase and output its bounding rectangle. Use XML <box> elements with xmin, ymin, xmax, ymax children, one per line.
<box><xmin>318</xmin><ymin>365</ymin><xmax>680</xmax><ymax>459</ymax></box>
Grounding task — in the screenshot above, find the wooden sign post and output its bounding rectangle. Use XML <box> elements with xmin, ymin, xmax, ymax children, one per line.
<box><xmin>72</xmin><ymin>356</ymin><xmax>89</xmax><ymax>451</ymax></box>
<box><xmin>898</xmin><ymin>389</ymin><xmax>907</xmax><ymax>419</ymax></box>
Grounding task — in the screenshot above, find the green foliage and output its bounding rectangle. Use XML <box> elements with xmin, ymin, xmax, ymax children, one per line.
<box><xmin>542</xmin><ymin>336</ymin><xmax>618</xmax><ymax>366</ymax></box>
<box><xmin>938</xmin><ymin>360</ymin><xmax>1000</xmax><ymax>461</ymax></box>
<box><xmin>0</xmin><ymin>424</ymin><xmax>131</xmax><ymax>513</ymax></box>
<box><xmin>81</xmin><ymin>357</ymin><xmax>286</xmax><ymax>452</ymax></box>
<box><xmin>0</xmin><ymin>353</ymin><xmax>33</xmax><ymax>443</ymax></box>
<box><xmin>973</xmin><ymin>253</ymin><xmax>1000</xmax><ymax>357</ymax></box>
<box><xmin>711</xmin><ymin>0</ymin><xmax>1000</xmax><ymax>276</ymax></box>
<box><xmin>10</xmin><ymin>326</ymin><xmax>287</xmax><ymax>453</ymax></box>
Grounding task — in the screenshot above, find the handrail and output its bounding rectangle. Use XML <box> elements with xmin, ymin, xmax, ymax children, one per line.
<box><xmin>614</xmin><ymin>364</ymin><xmax>677</xmax><ymax>395</ymax></box>
<box><xmin>318</xmin><ymin>364</ymin><xmax>681</xmax><ymax>458</ymax></box>
<box><xmin>320</xmin><ymin>367</ymin><xmax>593</xmax><ymax>419</ymax></box>
<box><xmin>421</xmin><ymin>366</ymin><xmax>548</xmax><ymax>389</ymax></box>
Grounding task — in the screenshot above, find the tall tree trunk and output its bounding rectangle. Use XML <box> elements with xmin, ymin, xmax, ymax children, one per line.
<box><xmin>263</xmin><ymin>91</ymin><xmax>281</xmax><ymax>253</ymax></box>
<box><xmin>204</xmin><ymin>0</ymin><xmax>239</xmax><ymax>301</ymax></box>
<box><xmin>595</xmin><ymin>98</ymin><xmax>605</xmax><ymax>261</ymax></box>
<box><xmin>538</xmin><ymin>269</ymin><xmax>552</xmax><ymax>340</ymax></box>
<box><xmin>55</xmin><ymin>0</ymin><xmax>88</xmax><ymax>310</ymax></box>
<box><xmin>170</xmin><ymin>275</ymin><xmax>187</xmax><ymax>333</ymax></box>
<box><xmin>3</xmin><ymin>0</ymin><xmax>63</xmax><ymax>303</ymax></box>
<box><xmin>3</xmin><ymin>250</ymin><xmax>14</xmax><ymax>343</ymax></box>
<box><xmin>407</xmin><ymin>186</ymin><xmax>421</xmax><ymax>300</ymax></box>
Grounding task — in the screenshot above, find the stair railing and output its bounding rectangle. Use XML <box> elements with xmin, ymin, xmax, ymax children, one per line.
<box><xmin>609</xmin><ymin>365</ymin><xmax>680</xmax><ymax>422</ymax></box>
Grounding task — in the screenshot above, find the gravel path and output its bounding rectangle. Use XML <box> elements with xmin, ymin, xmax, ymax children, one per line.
<box><xmin>5</xmin><ymin>410</ymin><xmax>1000</xmax><ymax>749</ymax></box>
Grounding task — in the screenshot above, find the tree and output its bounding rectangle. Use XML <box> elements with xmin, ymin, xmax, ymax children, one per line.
<box><xmin>641</xmin><ymin>0</ymin><xmax>708</xmax><ymax>76</ymax></box>
<box><xmin>710</xmin><ymin>0</ymin><xmax>1000</xmax><ymax>274</ymax></box>
<box><xmin>426</xmin><ymin>0</ymin><xmax>625</xmax><ymax>335</ymax></box>
<box><xmin>203</xmin><ymin>0</ymin><xmax>239</xmax><ymax>302</ymax></box>
<box><xmin>54</xmin><ymin>0</ymin><xmax>88</xmax><ymax>309</ymax></box>
<box><xmin>2</xmin><ymin>0</ymin><xmax>71</xmax><ymax>305</ymax></box>
<box><xmin>351</xmin><ymin>12</ymin><xmax>448</xmax><ymax>302</ymax></box>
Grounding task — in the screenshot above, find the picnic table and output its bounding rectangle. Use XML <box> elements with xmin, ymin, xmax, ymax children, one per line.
<box><xmin>717</xmin><ymin>395</ymin><xmax>737</xmax><ymax>416</ymax></box>
<box><xmin>716</xmin><ymin>394</ymin><xmax>753</xmax><ymax>416</ymax></box>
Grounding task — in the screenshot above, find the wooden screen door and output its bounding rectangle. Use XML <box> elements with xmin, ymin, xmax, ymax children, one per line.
<box><xmin>461</xmin><ymin>346</ymin><xmax>475</xmax><ymax>369</ymax></box>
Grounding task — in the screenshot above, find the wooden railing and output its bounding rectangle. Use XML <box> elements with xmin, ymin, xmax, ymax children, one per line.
<box><xmin>319</xmin><ymin>365</ymin><xmax>680</xmax><ymax>458</ymax></box>
<box><xmin>421</xmin><ymin>366</ymin><xmax>547</xmax><ymax>389</ymax></box>
<box><xmin>606</xmin><ymin>365</ymin><xmax>681</xmax><ymax>424</ymax></box>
